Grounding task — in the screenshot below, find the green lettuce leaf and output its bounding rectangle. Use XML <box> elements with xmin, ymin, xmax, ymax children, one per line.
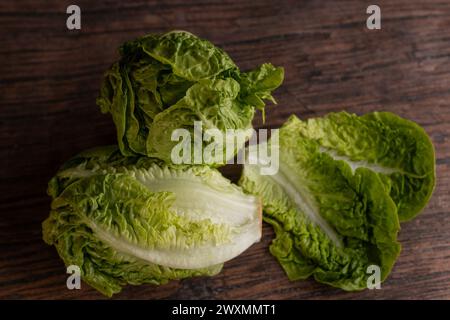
<box><xmin>43</xmin><ymin>146</ymin><xmax>261</xmax><ymax>296</ymax></box>
<box><xmin>239</xmin><ymin>117</ymin><xmax>401</xmax><ymax>290</ymax></box>
<box><xmin>97</xmin><ymin>31</ymin><xmax>284</xmax><ymax>164</ymax></box>
<box><xmin>291</xmin><ymin>112</ymin><xmax>435</xmax><ymax>221</ymax></box>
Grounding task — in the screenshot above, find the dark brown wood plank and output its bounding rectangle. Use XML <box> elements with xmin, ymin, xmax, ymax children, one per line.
<box><xmin>1</xmin><ymin>0</ymin><xmax>449</xmax><ymax>299</ymax></box>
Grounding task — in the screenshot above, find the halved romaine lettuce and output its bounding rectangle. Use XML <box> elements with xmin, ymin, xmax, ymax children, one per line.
<box><xmin>239</xmin><ymin>116</ymin><xmax>401</xmax><ymax>290</ymax></box>
<box><xmin>96</xmin><ymin>31</ymin><xmax>283</xmax><ymax>164</ymax></box>
<box><xmin>43</xmin><ymin>146</ymin><xmax>261</xmax><ymax>296</ymax></box>
<box><xmin>291</xmin><ymin>112</ymin><xmax>435</xmax><ymax>221</ymax></box>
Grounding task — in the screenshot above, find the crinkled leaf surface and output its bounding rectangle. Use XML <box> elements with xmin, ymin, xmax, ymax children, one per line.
<box><xmin>291</xmin><ymin>112</ymin><xmax>435</xmax><ymax>221</ymax></box>
<box><xmin>239</xmin><ymin>116</ymin><xmax>401</xmax><ymax>290</ymax></box>
<box><xmin>96</xmin><ymin>31</ymin><xmax>283</xmax><ymax>164</ymax></box>
<box><xmin>43</xmin><ymin>146</ymin><xmax>261</xmax><ymax>296</ymax></box>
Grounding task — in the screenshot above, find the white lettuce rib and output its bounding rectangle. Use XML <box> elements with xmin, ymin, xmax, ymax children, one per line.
<box><xmin>319</xmin><ymin>147</ymin><xmax>399</xmax><ymax>175</ymax></box>
<box><xmin>90</xmin><ymin>220</ymin><xmax>261</xmax><ymax>269</ymax></box>
<box><xmin>146</xmin><ymin>179</ymin><xmax>257</xmax><ymax>224</ymax></box>
<box><xmin>60</xmin><ymin>164</ymin><xmax>260</xmax><ymax>227</ymax></box>
<box><xmin>267</xmin><ymin>163</ymin><xmax>342</xmax><ymax>248</ymax></box>
<box><xmin>134</xmin><ymin>167</ymin><xmax>260</xmax><ymax>226</ymax></box>
<box><xmin>245</xmin><ymin>151</ymin><xmax>342</xmax><ymax>248</ymax></box>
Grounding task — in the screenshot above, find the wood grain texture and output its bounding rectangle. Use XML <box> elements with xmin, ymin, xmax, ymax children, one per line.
<box><xmin>0</xmin><ymin>0</ymin><xmax>449</xmax><ymax>300</ymax></box>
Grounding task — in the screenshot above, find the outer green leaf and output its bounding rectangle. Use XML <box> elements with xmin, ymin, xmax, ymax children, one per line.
<box><xmin>96</xmin><ymin>31</ymin><xmax>284</xmax><ymax>164</ymax></box>
<box><xmin>239</xmin><ymin>119</ymin><xmax>401</xmax><ymax>290</ymax></box>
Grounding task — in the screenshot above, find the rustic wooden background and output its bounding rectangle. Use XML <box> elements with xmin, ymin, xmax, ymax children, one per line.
<box><xmin>1</xmin><ymin>0</ymin><xmax>449</xmax><ymax>300</ymax></box>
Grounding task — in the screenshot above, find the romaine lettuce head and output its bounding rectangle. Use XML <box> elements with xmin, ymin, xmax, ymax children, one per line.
<box><xmin>96</xmin><ymin>31</ymin><xmax>284</xmax><ymax>164</ymax></box>
<box><xmin>43</xmin><ymin>146</ymin><xmax>261</xmax><ymax>296</ymax></box>
<box><xmin>292</xmin><ymin>112</ymin><xmax>436</xmax><ymax>221</ymax></box>
<box><xmin>239</xmin><ymin>116</ymin><xmax>401</xmax><ymax>290</ymax></box>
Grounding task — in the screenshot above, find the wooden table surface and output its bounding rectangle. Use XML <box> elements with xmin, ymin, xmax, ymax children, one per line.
<box><xmin>1</xmin><ymin>0</ymin><xmax>449</xmax><ymax>300</ymax></box>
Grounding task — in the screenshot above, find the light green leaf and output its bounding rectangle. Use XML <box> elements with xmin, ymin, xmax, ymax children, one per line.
<box><xmin>43</xmin><ymin>146</ymin><xmax>261</xmax><ymax>296</ymax></box>
<box><xmin>239</xmin><ymin>117</ymin><xmax>401</xmax><ymax>290</ymax></box>
<box><xmin>290</xmin><ymin>112</ymin><xmax>436</xmax><ymax>221</ymax></box>
<box><xmin>96</xmin><ymin>31</ymin><xmax>283</xmax><ymax>164</ymax></box>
